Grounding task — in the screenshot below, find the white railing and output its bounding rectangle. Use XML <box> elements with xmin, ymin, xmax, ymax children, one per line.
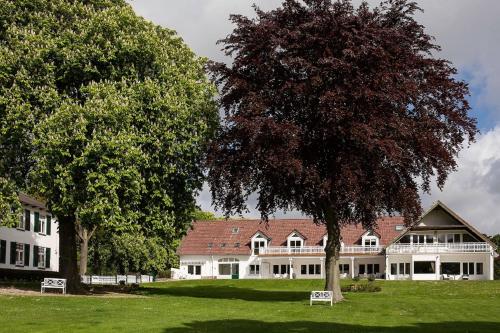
<box><xmin>386</xmin><ymin>242</ymin><xmax>491</xmax><ymax>254</ymax></box>
<box><xmin>258</xmin><ymin>245</ymin><xmax>383</xmax><ymax>256</ymax></box>
<box><xmin>81</xmin><ymin>274</ymin><xmax>154</xmax><ymax>285</ymax></box>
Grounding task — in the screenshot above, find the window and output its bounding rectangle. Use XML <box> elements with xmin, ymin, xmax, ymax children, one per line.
<box><xmin>218</xmin><ymin>258</ymin><xmax>239</xmax><ymax>276</ymax></box>
<box><xmin>414</xmin><ymin>261</ymin><xmax>435</xmax><ymax>274</ymax></box>
<box><xmin>0</xmin><ymin>240</ymin><xmax>6</xmax><ymax>264</ymax></box>
<box><xmin>306</xmin><ymin>264</ymin><xmax>320</xmax><ymax>275</ymax></box>
<box><xmin>463</xmin><ymin>262</ymin><xmax>474</xmax><ymax>275</ymax></box>
<box><xmin>249</xmin><ymin>264</ymin><xmax>260</xmax><ymax>275</ymax></box>
<box><xmin>40</xmin><ymin>216</ymin><xmax>46</xmax><ymax>234</ymax></box>
<box><xmin>188</xmin><ymin>265</ymin><xmax>201</xmax><ymax>275</ymax></box>
<box><xmin>253</xmin><ymin>240</ymin><xmax>266</xmax><ymax>255</ymax></box>
<box><xmin>447</xmin><ymin>234</ymin><xmax>461</xmax><ymax>243</ymax></box>
<box><xmin>289</xmin><ymin>240</ymin><xmax>302</xmax><ymax>248</ymax></box>
<box><xmin>301</xmin><ymin>265</ymin><xmax>307</xmax><ymax>275</ymax></box>
<box><xmin>463</xmin><ymin>233</ymin><xmax>477</xmax><ymax>242</ymax></box>
<box><xmin>441</xmin><ymin>262</ymin><xmax>460</xmax><ymax>275</ymax></box>
<box><xmin>37</xmin><ymin>247</ymin><xmax>46</xmax><ymax>268</ymax></box>
<box><xmin>476</xmin><ymin>263</ymin><xmax>484</xmax><ymax>275</ymax></box>
<box><xmin>363</xmin><ymin>238</ymin><xmax>377</xmax><ymax>247</ymax></box>
<box><xmin>359</xmin><ymin>264</ymin><xmax>365</xmax><ymax>274</ymax></box>
<box><xmin>425</xmin><ymin>235</ymin><xmax>434</xmax><ymax>244</ymax></box>
<box><xmin>399</xmin><ymin>235</ymin><xmax>411</xmax><ymax>244</ymax></box>
<box><xmin>412</xmin><ymin>234</ymin><xmax>425</xmax><ymax>244</ymax></box>
<box><xmin>18</xmin><ymin>211</ymin><xmax>25</xmax><ymax>229</ymax></box>
<box><xmin>437</xmin><ymin>234</ymin><xmax>446</xmax><ymax>243</ymax></box>
<box><xmin>272</xmin><ymin>265</ymin><xmax>290</xmax><ymax>275</ymax></box>
<box><xmin>395</xmin><ymin>262</ymin><xmax>410</xmax><ymax>275</ymax></box>
<box><xmin>339</xmin><ymin>264</ymin><xmax>349</xmax><ymax>274</ymax></box>
<box><xmin>16</xmin><ymin>243</ymin><xmax>24</xmax><ymax>266</ymax></box>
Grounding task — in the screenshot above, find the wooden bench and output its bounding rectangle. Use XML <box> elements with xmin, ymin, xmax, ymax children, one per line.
<box><xmin>310</xmin><ymin>291</ymin><xmax>333</xmax><ymax>306</ymax></box>
<box><xmin>41</xmin><ymin>278</ymin><xmax>66</xmax><ymax>294</ymax></box>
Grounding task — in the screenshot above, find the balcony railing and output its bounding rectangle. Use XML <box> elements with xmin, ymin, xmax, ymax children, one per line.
<box><xmin>386</xmin><ymin>242</ymin><xmax>491</xmax><ymax>254</ymax></box>
<box><xmin>258</xmin><ymin>245</ymin><xmax>383</xmax><ymax>256</ymax></box>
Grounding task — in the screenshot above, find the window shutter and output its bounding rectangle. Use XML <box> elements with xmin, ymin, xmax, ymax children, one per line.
<box><xmin>33</xmin><ymin>246</ymin><xmax>39</xmax><ymax>267</ymax></box>
<box><xmin>46</xmin><ymin>216</ymin><xmax>51</xmax><ymax>235</ymax></box>
<box><xmin>45</xmin><ymin>248</ymin><xmax>51</xmax><ymax>269</ymax></box>
<box><xmin>25</xmin><ymin>209</ymin><xmax>30</xmax><ymax>231</ymax></box>
<box><xmin>10</xmin><ymin>242</ymin><xmax>16</xmax><ymax>264</ymax></box>
<box><xmin>34</xmin><ymin>212</ymin><xmax>40</xmax><ymax>233</ymax></box>
<box><xmin>0</xmin><ymin>240</ymin><xmax>6</xmax><ymax>264</ymax></box>
<box><xmin>24</xmin><ymin>244</ymin><xmax>30</xmax><ymax>266</ymax></box>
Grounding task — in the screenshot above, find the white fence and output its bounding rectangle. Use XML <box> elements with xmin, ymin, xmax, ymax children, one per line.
<box><xmin>81</xmin><ymin>274</ymin><xmax>154</xmax><ymax>285</ymax></box>
<box><xmin>386</xmin><ymin>242</ymin><xmax>492</xmax><ymax>254</ymax></box>
<box><xmin>258</xmin><ymin>245</ymin><xmax>383</xmax><ymax>256</ymax></box>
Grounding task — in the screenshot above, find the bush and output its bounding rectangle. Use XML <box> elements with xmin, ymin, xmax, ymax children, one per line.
<box><xmin>367</xmin><ymin>275</ymin><xmax>376</xmax><ymax>282</ymax></box>
<box><xmin>341</xmin><ymin>282</ymin><xmax>381</xmax><ymax>293</ymax></box>
<box><xmin>352</xmin><ymin>276</ymin><xmax>360</xmax><ymax>282</ymax></box>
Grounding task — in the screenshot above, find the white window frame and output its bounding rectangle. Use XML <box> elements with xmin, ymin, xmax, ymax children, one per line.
<box><xmin>16</xmin><ymin>243</ymin><xmax>24</xmax><ymax>266</ymax></box>
<box><xmin>251</xmin><ymin>234</ymin><xmax>268</xmax><ymax>255</ymax></box>
<box><xmin>287</xmin><ymin>232</ymin><xmax>304</xmax><ymax>248</ymax></box>
<box><xmin>187</xmin><ymin>264</ymin><xmax>201</xmax><ymax>275</ymax></box>
<box><xmin>38</xmin><ymin>247</ymin><xmax>46</xmax><ymax>269</ymax></box>
<box><xmin>362</xmin><ymin>234</ymin><xmax>379</xmax><ymax>247</ymax></box>
<box><xmin>249</xmin><ymin>264</ymin><xmax>260</xmax><ymax>275</ymax></box>
<box><xmin>17</xmin><ymin>211</ymin><xmax>25</xmax><ymax>230</ymax></box>
<box><xmin>40</xmin><ymin>216</ymin><xmax>46</xmax><ymax>235</ymax></box>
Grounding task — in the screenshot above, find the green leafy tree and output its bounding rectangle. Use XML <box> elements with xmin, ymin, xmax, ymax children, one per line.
<box><xmin>0</xmin><ymin>0</ymin><xmax>217</xmax><ymax>290</ymax></box>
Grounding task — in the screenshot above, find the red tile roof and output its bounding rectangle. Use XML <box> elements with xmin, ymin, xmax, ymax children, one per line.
<box><xmin>177</xmin><ymin>217</ymin><xmax>405</xmax><ymax>256</ymax></box>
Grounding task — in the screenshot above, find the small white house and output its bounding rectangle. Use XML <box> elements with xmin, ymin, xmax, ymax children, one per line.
<box><xmin>0</xmin><ymin>194</ymin><xmax>59</xmax><ymax>272</ymax></box>
<box><xmin>176</xmin><ymin>201</ymin><xmax>497</xmax><ymax>281</ymax></box>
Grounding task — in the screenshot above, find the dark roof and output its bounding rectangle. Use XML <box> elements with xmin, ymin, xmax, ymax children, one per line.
<box><xmin>19</xmin><ymin>193</ymin><xmax>48</xmax><ymax>210</ymax></box>
<box><xmin>177</xmin><ymin>217</ymin><xmax>405</xmax><ymax>256</ymax></box>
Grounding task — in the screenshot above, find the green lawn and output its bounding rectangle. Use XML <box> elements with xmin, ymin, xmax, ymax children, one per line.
<box><xmin>1</xmin><ymin>279</ymin><xmax>499</xmax><ymax>333</ymax></box>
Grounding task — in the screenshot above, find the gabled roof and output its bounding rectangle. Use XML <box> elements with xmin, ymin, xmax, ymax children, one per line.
<box><xmin>250</xmin><ymin>230</ymin><xmax>271</xmax><ymax>240</ymax></box>
<box><xmin>389</xmin><ymin>201</ymin><xmax>496</xmax><ymax>249</ymax></box>
<box><xmin>287</xmin><ymin>229</ymin><xmax>307</xmax><ymax>240</ymax></box>
<box><xmin>177</xmin><ymin>217</ymin><xmax>406</xmax><ymax>255</ymax></box>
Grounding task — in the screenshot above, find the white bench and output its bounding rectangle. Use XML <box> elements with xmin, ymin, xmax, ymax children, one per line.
<box><xmin>310</xmin><ymin>291</ymin><xmax>333</xmax><ymax>306</ymax></box>
<box><xmin>41</xmin><ymin>278</ymin><xmax>67</xmax><ymax>294</ymax></box>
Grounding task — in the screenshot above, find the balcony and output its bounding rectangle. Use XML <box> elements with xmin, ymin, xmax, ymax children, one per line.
<box><xmin>257</xmin><ymin>245</ymin><xmax>383</xmax><ymax>256</ymax></box>
<box><xmin>386</xmin><ymin>242</ymin><xmax>492</xmax><ymax>254</ymax></box>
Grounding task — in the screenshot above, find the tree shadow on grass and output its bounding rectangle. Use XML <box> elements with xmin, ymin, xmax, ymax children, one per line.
<box><xmin>164</xmin><ymin>319</ymin><xmax>500</xmax><ymax>333</ymax></box>
<box><xmin>136</xmin><ymin>284</ymin><xmax>307</xmax><ymax>302</ymax></box>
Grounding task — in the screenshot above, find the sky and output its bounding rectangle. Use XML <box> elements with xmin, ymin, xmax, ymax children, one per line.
<box><xmin>128</xmin><ymin>0</ymin><xmax>500</xmax><ymax>234</ymax></box>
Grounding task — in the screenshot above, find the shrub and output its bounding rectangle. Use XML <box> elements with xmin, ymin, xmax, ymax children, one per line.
<box><xmin>341</xmin><ymin>283</ymin><xmax>381</xmax><ymax>293</ymax></box>
<box><xmin>367</xmin><ymin>275</ymin><xmax>376</xmax><ymax>282</ymax></box>
<box><xmin>352</xmin><ymin>276</ymin><xmax>360</xmax><ymax>282</ymax></box>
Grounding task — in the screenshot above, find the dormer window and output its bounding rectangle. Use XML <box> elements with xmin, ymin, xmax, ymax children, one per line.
<box><xmin>232</xmin><ymin>227</ymin><xmax>239</xmax><ymax>234</ymax></box>
<box><xmin>287</xmin><ymin>231</ymin><xmax>305</xmax><ymax>248</ymax></box>
<box><xmin>361</xmin><ymin>231</ymin><xmax>379</xmax><ymax>247</ymax></box>
<box><xmin>251</xmin><ymin>232</ymin><xmax>269</xmax><ymax>255</ymax></box>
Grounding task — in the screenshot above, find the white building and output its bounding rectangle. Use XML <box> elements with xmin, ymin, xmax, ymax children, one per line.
<box><xmin>176</xmin><ymin>201</ymin><xmax>497</xmax><ymax>281</ymax></box>
<box><xmin>0</xmin><ymin>194</ymin><xmax>59</xmax><ymax>272</ymax></box>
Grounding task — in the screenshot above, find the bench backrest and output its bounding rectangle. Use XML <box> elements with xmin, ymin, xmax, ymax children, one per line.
<box><xmin>311</xmin><ymin>291</ymin><xmax>332</xmax><ymax>299</ymax></box>
<box><xmin>43</xmin><ymin>278</ymin><xmax>66</xmax><ymax>287</ymax></box>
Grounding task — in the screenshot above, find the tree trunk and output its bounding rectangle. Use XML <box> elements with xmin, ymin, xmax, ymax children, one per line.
<box><xmin>58</xmin><ymin>215</ymin><xmax>81</xmax><ymax>292</ymax></box>
<box><xmin>79</xmin><ymin>235</ymin><xmax>89</xmax><ymax>275</ymax></box>
<box><xmin>76</xmin><ymin>221</ymin><xmax>97</xmax><ymax>276</ymax></box>
<box><xmin>324</xmin><ymin>208</ymin><xmax>344</xmax><ymax>303</ymax></box>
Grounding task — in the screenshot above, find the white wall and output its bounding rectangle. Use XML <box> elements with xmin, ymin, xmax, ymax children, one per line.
<box><xmin>387</xmin><ymin>253</ymin><xmax>492</xmax><ymax>280</ymax></box>
<box><xmin>0</xmin><ymin>205</ymin><xmax>59</xmax><ymax>272</ymax></box>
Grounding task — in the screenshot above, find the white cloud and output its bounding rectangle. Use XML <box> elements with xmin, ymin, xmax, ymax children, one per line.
<box><xmin>129</xmin><ymin>0</ymin><xmax>500</xmax><ymax>234</ymax></box>
<box><xmin>422</xmin><ymin>126</ymin><xmax>500</xmax><ymax>235</ymax></box>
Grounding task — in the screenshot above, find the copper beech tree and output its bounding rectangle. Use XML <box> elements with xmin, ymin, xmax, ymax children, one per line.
<box><xmin>208</xmin><ymin>0</ymin><xmax>477</xmax><ymax>302</ymax></box>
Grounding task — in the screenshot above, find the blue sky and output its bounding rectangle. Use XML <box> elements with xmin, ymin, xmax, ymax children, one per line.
<box><xmin>129</xmin><ymin>0</ymin><xmax>500</xmax><ymax>234</ymax></box>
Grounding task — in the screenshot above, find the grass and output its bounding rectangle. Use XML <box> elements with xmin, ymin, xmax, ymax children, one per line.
<box><xmin>1</xmin><ymin>279</ymin><xmax>499</xmax><ymax>333</ymax></box>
